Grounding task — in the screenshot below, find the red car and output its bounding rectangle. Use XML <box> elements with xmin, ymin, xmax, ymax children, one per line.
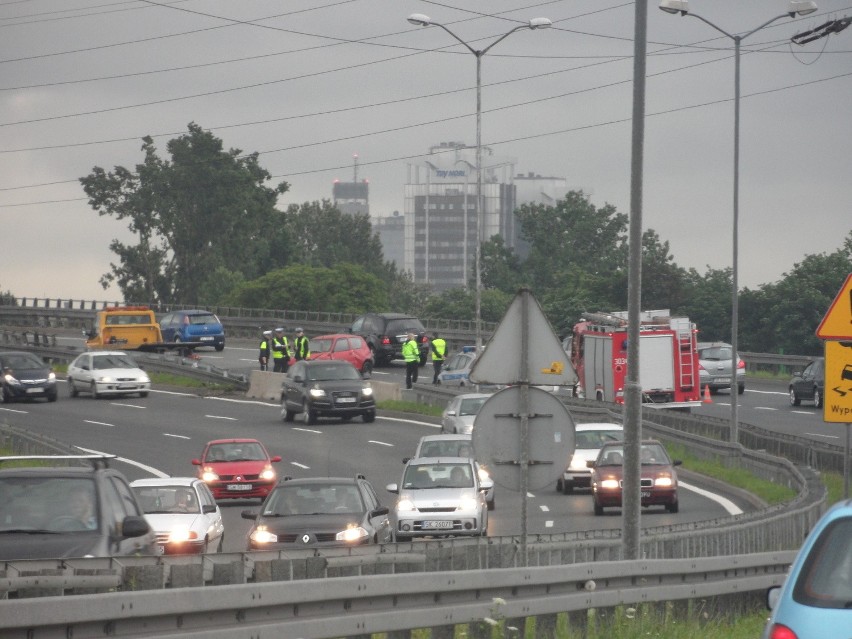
<box><xmin>192</xmin><ymin>439</ymin><xmax>281</xmax><ymax>501</ymax></box>
<box><xmin>308</xmin><ymin>334</ymin><xmax>374</xmax><ymax>377</ymax></box>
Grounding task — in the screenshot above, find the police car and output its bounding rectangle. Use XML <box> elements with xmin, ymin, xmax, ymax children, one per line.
<box><xmin>437</xmin><ymin>346</ymin><xmax>478</xmax><ymax>387</ymax></box>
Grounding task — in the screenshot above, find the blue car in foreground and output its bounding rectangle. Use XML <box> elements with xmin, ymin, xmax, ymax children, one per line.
<box><xmin>763</xmin><ymin>499</ymin><xmax>852</xmax><ymax>639</ymax></box>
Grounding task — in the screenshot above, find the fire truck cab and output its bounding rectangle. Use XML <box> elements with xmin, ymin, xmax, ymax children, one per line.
<box><xmin>570</xmin><ymin>309</ymin><xmax>701</xmax><ymax>409</ymax></box>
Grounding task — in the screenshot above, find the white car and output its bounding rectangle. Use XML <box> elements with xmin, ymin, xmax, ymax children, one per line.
<box><xmin>130</xmin><ymin>478</ymin><xmax>224</xmax><ymax>555</ymax></box>
<box><xmin>386</xmin><ymin>457</ymin><xmax>489</xmax><ymax>541</ymax></box>
<box><xmin>441</xmin><ymin>393</ymin><xmax>491</xmax><ymax>434</ymax></box>
<box><xmin>407</xmin><ymin>433</ymin><xmax>495</xmax><ymax>510</ymax></box>
<box><xmin>556</xmin><ymin>422</ymin><xmax>624</xmax><ymax>494</ymax></box>
<box><xmin>66</xmin><ymin>351</ymin><xmax>151</xmax><ymax>399</ymax></box>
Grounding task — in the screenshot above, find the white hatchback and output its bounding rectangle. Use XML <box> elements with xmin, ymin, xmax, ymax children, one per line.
<box><xmin>66</xmin><ymin>351</ymin><xmax>151</xmax><ymax>399</ymax></box>
<box><xmin>557</xmin><ymin>422</ymin><xmax>624</xmax><ymax>494</ymax></box>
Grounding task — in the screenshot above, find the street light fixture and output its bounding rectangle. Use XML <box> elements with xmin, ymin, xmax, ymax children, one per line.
<box><xmin>659</xmin><ymin>0</ymin><xmax>817</xmax><ymax>444</ymax></box>
<box><xmin>406</xmin><ymin>14</ymin><xmax>552</xmax><ymax>353</ymax></box>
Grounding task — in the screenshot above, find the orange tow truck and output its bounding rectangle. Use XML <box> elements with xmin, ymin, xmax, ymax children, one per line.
<box><xmin>84</xmin><ymin>306</ymin><xmax>202</xmax><ymax>353</ymax></box>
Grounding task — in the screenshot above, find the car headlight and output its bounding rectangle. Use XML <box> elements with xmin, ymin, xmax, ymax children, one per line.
<box><xmin>249</xmin><ymin>527</ymin><xmax>278</xmax><ymax>544</ymax></box>
<box><xmin>361</xmin><ymin>386</ymin><xmax>373</xmax><ymax>397</ymax></box>
<box><xmin>568</xmin><ymin>455</ymin><xmax>588</xmax><ymax>472</ymax></box>
<box><xmin>477</xmin><ymin>467</ymin><xmax>491</xmax><ymax>482</ymax></box>
<box><xmin>167</xmin><ymin>528</ymin><xmax>198</xmax><ymax>543</ymax></box>
<box><xmin>201</xmin><ymin>468</ymin><xmax>220</xmax><ymax>482</ymax></box>
<box><xmin>459</xmin><ymin>496</ymin><xmax>479</xmax><ymax>511</ymax></box>
<box><xmin>3</xmin><ymin>374</ymin><xmax>21</xmax><ymax>386</ymax></box>
<box><xmin>97</xmin><ymin>375</ymin><xmax>115</xmax><ymax>383</ymax></box>
<box><xmin>140</xmin><ymin>375</ymin><xmax>151</xmax><ymax>384</ymax></box>
<box><xmin>48</xmin><ymin>372</ymin><xmax>56</xmax><ymax>382</ymax></box>
<box><xmin>655</xmin><ymin>476</ymin><xmax>674</xmax><ymax>487</ymax></box>
<box><xmin>309</xmin><ymin>387</ymin><xmax>327</xmax><ymax>398</ymax></box>
<box><xmin>259</xmin><ymin>466</ymin><xmax>276</xmax><ymax>481</ymax></box>
<box><xmin>336</xmin><ymin>526</ymin><xmax>369</xmax><ymax>542</ymax></box>
<box><xmin>397</xmin><ymin>498</ymin><xmax>416</xmax><ymax>512</ymax></box>
<box><xmin>600</xmin><ymin>478</ymin><xmax>620</xmax><ymax>490</ymax></box>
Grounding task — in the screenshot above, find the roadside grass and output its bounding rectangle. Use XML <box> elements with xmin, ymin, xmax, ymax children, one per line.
<box><xmin>378</xmin><ymin>399</ymin><xmax>444</xmax><ymax>417</ymax></box>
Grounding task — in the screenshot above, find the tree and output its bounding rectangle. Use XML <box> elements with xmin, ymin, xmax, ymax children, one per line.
<box><xmin>80</xmin><ymin>123</ymin><xmax>289</xmax><ymax>304</ymax></box>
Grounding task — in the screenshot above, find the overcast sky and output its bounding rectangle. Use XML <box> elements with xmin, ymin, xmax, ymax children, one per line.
<box><xmin>2</xmin><ymin>0</ymin><xmax>850</xmax><ymax>302</ymax></box>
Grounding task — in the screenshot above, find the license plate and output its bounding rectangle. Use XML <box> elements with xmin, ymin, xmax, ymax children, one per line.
<box><xmin>226</xmin><ymin>484</ymin><xmax>252</xmax><ymax>491</ymax></box>
<box><xmin>119</xmin><ymin>384</ymin><xmax>138</xmax><ymax>389</ymax></box>
<box><xmin>336</xmin><ymin>397</ymin><xmax>356</xmax><ymax>403</ymax></box>
<box><xmin>641</xmin><ymin>491</ymin><xmax>651</xmax><ymax>498</ymax></box>
<box><xmin>200</xmin><ymin>336</ymin><xmax>214</xmax><ymax>341</ymax></box>
<box><xmin>26</xmin><ymin>388</ymin><xmax>42</xmax><ymax>394</ymax></box>
<box><xmin>714</xmin><ymin>377</ymin><xmax>730</xmax><ymax>384</ymax></box>
<box><xmin>422</xmin><ymin>520</ymin><xmax>453</xmax><ymax>530</ymax></box>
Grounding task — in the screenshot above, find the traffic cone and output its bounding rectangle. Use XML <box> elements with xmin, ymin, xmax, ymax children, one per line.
<box><xmin>703</xmin><ymin>385</ymin><xmax>712</xmax><ymax>403</ymax></box>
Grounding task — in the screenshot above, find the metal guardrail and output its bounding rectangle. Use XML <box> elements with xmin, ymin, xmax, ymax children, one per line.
<box><xmin>0</xmin><ymin>552</ymin><xmax>796</xmax><ymax>638</ymax></box>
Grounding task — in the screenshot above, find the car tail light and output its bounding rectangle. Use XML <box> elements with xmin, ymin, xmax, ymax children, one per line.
<box><xmin>698</xmin><ymin>364</ymin><xmax>707</xmax><ymax>372</ymax></box>
<box><xmin>766</xmin><ymin>624</ymin><xmax>798</xmax><ymax>639</ymax></box>
<box><xmin>381</xmin><ymin>336</ymin><xmax>391</xmax><ymax>345</ymax></box>
<box><xmin>737</xmin><ymin>359</ymin><xmax>746</xmax><ymax>370</ymax></box>
<box><xmin>421</xmin><ymin>336</ymin><xmax>428</xmax><ymax>344</ymax></box>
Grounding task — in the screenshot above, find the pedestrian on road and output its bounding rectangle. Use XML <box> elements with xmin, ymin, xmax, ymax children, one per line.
<box><xmin>293</xmin><ymin>327</ymin><xmax>311</xmax><ymax>361</ymax></box>
<box><xmin>258</xmin><ymin>330</ymin><xmax>272</xmax><ymax>371</ymax></box>
<box><xmin>430</xmin><ymin>331</ymin><xmax>447</xmax><ymax>385</ymax></box>
<box><xmin>272</xmin><ymin>327</ymin><xmax>291</xmax><ymax>373</ymax></box>
<box><xmin>402</xmin><ymin>331</ymin><xmax>420</xmax><ymax>390</ymax></box>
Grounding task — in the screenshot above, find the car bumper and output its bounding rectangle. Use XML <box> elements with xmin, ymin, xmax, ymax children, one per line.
<box><xmin>3</xmin><ymin>381</ymin><xmax>57</xmax><ymax>399</ymax></box>
<box><xmin>563</xmin><ymin>470</ymin><xmax>592</xmax><ymax>488</ymax></box>
<box><xmin>207</xmin><ymin>481</ymin><xmax>276</xmax><ymax>500</ymax></box>
<box><xmin>94</xmin><ymin>381</ymin><xmax>151</xmax><ymax>395</ymax></box>
<box><xmin>593</xmin><ymin>489</ymin><xmax>678</xmax><ymax>508</ymax></box>
<box><xmin>700</xmin><ymin>373</ymin><xmax>745</xmax><ymax>390</ymax></box>
<box><xmin>308</xmin><ymin>398</ymin><xmax>376</xmax><ymax>417</ymax></box>
<box><xmin>394</xmin><ymin>512</ymin><xmax>485</xmax><ymax>538</ymax></box>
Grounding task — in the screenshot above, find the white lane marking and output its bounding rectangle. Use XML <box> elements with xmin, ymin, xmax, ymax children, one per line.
<box><xmin>369</xmin><ymin>440</ymin><xmax>394</xmax><ymax>447</ymax></box>
<box><xmin>747</xmin><ymin>389</ymin><xmax>788</xmax><ymax>396</ymax></box>
<box><xmin>111</xmin><ymin>402</ymin><xmax>146</xmax><ymax>409</ymax></box>
<box><xmin>84</xmin><ymin>420</ymin><xmax>115</xmax><ymax>427</ymax></box>
<box><xmin>292</xmin><ymin>427</ymin><xmax>322</xmax><ymax>434</ymax></box>
<box><xmin>545</xmin><ymin>520</ymin><xmax>554</xmax><ymax>528</ymax></box>
<box><xmin>680</xmin><ymin>481</ymin><xmax>742</xmax><ymax>515</ymax></box>
<box><xmin>75</xmin><ymin>446</ymin><xmax>169</xmax><ymax>478</ymax></box>
<box><xmin>291</xmin><ymin>462</ymin><xmax>310</xmax><ymax>469</ymax></box>
<box><xmin>539</xmin><ymin>505</ymin><xmax>550</xmax><ymax>512</ymax></box>
<box><xmin>805</xmin><ymin>432</ymin><xmax>839</xmax><ymax>439</ymax></box>
<box><xmin>205</xmin><ymin>396</ymin><xmax>277</xmax><ymax>406</ymax></box>
<box><xmin>791</xmin><ymin>411</ymin><xmax>816</xmax><ymax>415</ymax></box>
<box><xmin>527</xmin><ymin>492</ymin><xmax>534</xmax><ymax>498</ymax></box>
<box><xmin>755</xmin><ymin>407</ymin><xmax>777</xmax><ymax>411</ymax></box>
<box><xmin>204</xmin><ymin>415</ymin><xmax>238</xmax><ymax>421</ymax></box>
<box><xmin>151</xmin><ymin>389</ymin><xmax>195</xmax><ymax>397</ymax></box>
<box><xmin>0</xmin><ymin>407</ymin><xmax>28</xmax><ymax>414</ymax></box>
<box><xmin>381</xmin><ymin>417</ymin><xmax>441</xmax><ymax>428</ymax></box>
<box><xmin>164</xmin><ymin>433</ymin><xmax>191</xmax><ymax>440</ymax></box>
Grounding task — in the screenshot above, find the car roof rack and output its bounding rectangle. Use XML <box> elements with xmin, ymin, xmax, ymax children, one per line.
<box><xmin>355</xmin><ymin>473</ymin><xmax>366</xmax><ymax>480</ymax></box>
<box><xmin>0</xmin><ymin>454</ymin><xmax>117</xmax><ymax>470</ymax></box>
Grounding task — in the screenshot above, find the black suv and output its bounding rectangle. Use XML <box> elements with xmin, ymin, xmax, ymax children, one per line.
<box><xmin>348</xmin><ymin>312</ymin><xmax>429</xmax><ymax>367</ymax></box>
<box><xmin>280</xmin><ymin>360</ymin><xmax>376</xmax><ymax>424</ymax></box>
<box><xmin>0</xmin><ymin>455</ymin><xmax>156</xmax><ymax>560</ymax></box>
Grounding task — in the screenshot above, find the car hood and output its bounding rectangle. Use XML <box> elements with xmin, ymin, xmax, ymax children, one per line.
<box><xmin>142</xmin><ymin>512</ymin><xmax>205</xmax><ymax>532</ymax></box>
<box><xmin>0</xmin><ymin>532</ymin><xmax>101</xmax><ymax>560</ymax></box>
<box><xmin>207</xmin><ymin>460</ymin><xmax>270</xmax><ymax>473</ymax></box>
<box><xmin>305</xmin><ymin>380</ymin><xmax>367</xmax><ymax>391</ymax></box>
<box><xmin>399</xmin><ymin>488</ymin><xmax>479</xmax><ymax>507</ymax></box>
<box><xmin>9</xmin><ymin>369</ymin><xmax>51</xmax><ymax>381</ymax></box>
<box><xmin>91</xmin><ymin>367</ymin><xmax>147</xmax><ymax>378</ymax></box>
<box><xmin>256</xmin><ymin>512</ymin><xmax>363</xmax><ymax>533</ymax></box>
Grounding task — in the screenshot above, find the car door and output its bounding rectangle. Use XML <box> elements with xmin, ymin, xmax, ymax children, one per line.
<box><xmin>159</xmin><ymin>313</ymin><xmax>175</xmax><ymax>341</ymax></box>
<box><xmin>196</xmin><ymin>482</ymin><xmax>224</xmax><ymax>546</ymax></box>
<box><xmin>332</xmin><ymin>336</ymin><xmax>356</xmax><ymax>367</ymax></box>
<box><xmin>795</xmin><ymin>361</ymin><xmax>817</xmax><ymax>401</ymax></box>
<box><xmin>282</xmin><ymin>362</ymin><xmax>305</xmax><ymax>409</ymax></box>
<box><xmin>361</xmin><ymin>481</ymin><xmax>391</xmax><ymax>543</ymax></box>
<box><xmin>71</xmin><ymin>353</ymin><xmax>93</xmax><ymax>389</ymax></box>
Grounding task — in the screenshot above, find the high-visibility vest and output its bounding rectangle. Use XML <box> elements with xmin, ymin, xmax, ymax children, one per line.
<box><xmin>402</xmin><ymin>339</ymin><xmax>420</xmax><ymax>363</ymax></box>
<box><xmin>431</xmin><ymin>338</ymin><xmax>447</xmax><ymax>361</ymax></box>
<box><xmin>272</xmin><ymin>336</ymin><xmax>290</xmax><ymax>359</ymax></box>
<box><xmin>293</xmin><ymin>335</ymin><xmax>311</xmax><ymax>360</ymax></box>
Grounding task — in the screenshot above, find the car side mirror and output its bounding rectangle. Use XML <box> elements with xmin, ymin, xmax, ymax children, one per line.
<box><xmin>270</xmin><ymin>455</ymin><xmax>282</xmax><ymax>463</ymax></box>
<box><xmin>202</xmin><ymin>504</ymin><xmax>217</xmax><ymax>514</ymax></box>
<box><xmin>385</xmin><ymin>484</ymin><xmax>399</xmax><ymax>494</ymax></box>
<box><xmin>293</xmin><ymin>375</ymin><xmax>304</xmax><ymax>383</ymax></box>
<box><xmin>402</xmin><ymin>457</ymin><xmax>411</xmax><ymax>464</ymax></box>
<box><xmin>766</xmin><ymin>585</ymin><xmax>781</xmax><ymax>611</ymax></box>
<box><xmin>121</xmin><ymin>515</ymin><xmax>151</xmax><ymax>539</ymax></box>
<box><xmin>672</xmin><ymin>460</ymin><xmax>682</xmax><ymax>466</ymax></box>
<box><xmin>371</xmin><ymin>506</ymin><xmax>390</xmax><ymax>517</ymax></box>
<box><xmin>586</xmin><ymin>460</ymin><xmax>596</xmax><ymax>468</ymax></box>
<box><xmin>241</xmin><ymin>509</ymin><xmax>259</xmax><ymax>521</ymax></box>
<box><xmin>447</xmin><ymin>410</ymin><xmax>457</xmax><ymax>417</ymax></box>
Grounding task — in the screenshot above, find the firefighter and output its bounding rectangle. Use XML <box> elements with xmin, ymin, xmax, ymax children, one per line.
<box><xmin>293</xmin><ymin>327</ymin><xmax>311</xmax><ymax>361</ymax></box>
<box><xmin>258</xmin><ymin>330</ymin><xmax>272</xmax><ymax>371</ymax></box>
<box><xmin>430</xmin><ymin>331</ymin><xmax>447</xmax><ymax>385</ymax></box>
<box><xmin>402</xmin><ymin>331</ymin><xmax>420</xmax><ymax>390</ymax></box>
<box><xmin>271</xmin><ymin>327</ymin><xmax>291</xmax><ymax>373</ymax></box>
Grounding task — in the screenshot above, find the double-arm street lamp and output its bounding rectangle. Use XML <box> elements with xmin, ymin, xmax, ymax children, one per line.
<box><xmin>406</xmin><ymin>14</ymin><xmax>552</xmax><ymax>353</ymax></box>
<box><xmin>659</xmin><ymin>0</ymin><xmax>817</xmax><ymax>443</ymax></box>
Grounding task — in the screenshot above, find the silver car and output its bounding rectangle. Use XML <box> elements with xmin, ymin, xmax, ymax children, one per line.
<box><xmin>66</xmin><ymin>351</ymin><xmax>151</xmax><ymax>399</ymax></box>
<box><xmin>386</xmin><ymin>457</ymin><xmax>489</xmax><ymax>541</ymax></box>
<box><xmin>441</xmin><ymin>393</ymin><xmax>491</xmax><ymax>434</ymax></box>
<box><xmin>556</xmin><ymin>422</ymin><xmax>623</xmax><ymax>494</ymax></box>
<box><xmin>697</xmin><ymin>342</ymin><xmax>745</xmax><ymax>395</ymax></box>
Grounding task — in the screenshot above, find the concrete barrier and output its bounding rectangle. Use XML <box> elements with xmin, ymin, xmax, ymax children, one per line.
<box><xmin>370</xmin><ymin>380</ymin><xmax>402</xmax><ymax>403</ymax></box>
<box><xmin>246</xmin><ymin>370</ymin><xmax>284</xmax><ymax>401</ymax></box>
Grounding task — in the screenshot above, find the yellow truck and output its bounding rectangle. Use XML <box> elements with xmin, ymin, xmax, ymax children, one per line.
<box><xmin>84</xmin><ymin>306</ymin><xmax>201</xmax><ymax>353</ymax></box>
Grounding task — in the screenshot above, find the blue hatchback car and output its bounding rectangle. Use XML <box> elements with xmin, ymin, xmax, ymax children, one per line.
<box><xmin>763</xmin><ymin>499</ymin><xmax>852</xmax><ymax>639</ymax></box>
<box><xmin>159</xmin><ymin>310</ymin><xmax>225</xmax><ymax>351</ymax></box>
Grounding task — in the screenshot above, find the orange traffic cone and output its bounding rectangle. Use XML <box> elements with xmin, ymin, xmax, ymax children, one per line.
<box><xmin>703</xmin><ymin>385</ymin><xmax>712</xmax><ymax>403</ymax></box>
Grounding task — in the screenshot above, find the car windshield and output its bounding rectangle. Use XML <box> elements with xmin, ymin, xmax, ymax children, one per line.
<box><xmin>459</xmin><ymin>397</ymin><xmax>487</xmax><ymax>416</ymax></box>
<box><xmin>133</xmin><ymin>485</ymin><xmax>200</xmax><ymax>514</ymax></box>
<box><xmin>3</xmin><ymin>354</ymin><xmax>44</xmax><ymax>369</ymax></box>
<box><xmin>575</xmin><ymin>429</ymin><xmax>623</xmax><ymax>449</ymax></box>
<box><xmin>189</xmin><ymin>314</ymin><xmax>219</xmax><ymax>326</ymax></box>
<box><xmin>306</xmin><ymin>364</ymin><xmax>360</xmax><ymax>381</ymax></box>
<box><xmin>92</xmin><ymin>355</ymin><xmax>136</xmax><ymax>369</ymax></box>
<box><xmin>0</xmin><ymin>477</ymin><xmax>98</xmax><ymax>533</ymax></box>
<box><xmin>419</xmin><ymin>441</ymin><xmax>473</xmax><ymax>458</ymax></box>
<box><xmin>207</xmin><ymin>442</ymin><xmax>266</xmax><ymax>462</ymax></box>
<box><xmin>262</xmin><ymin>484</ymin><xmax>363</xmax><ymax>516</ymax></box>
<box><xmin>310</xmin><ymin>339</ymin><xmax>333</xmax><ymax>354</ymax></box>
<box><xmin>793</xmin><ymin>517</ymin><xmax>852</xmax><ymax>608</ymax></box>
<box><xmin>640</xmin><ymin>444</ymin><xmax>669</xmax><ymax>465</ymax></box>
<box><xmin>403</xmin><ymin>463</ymin><xmax>473</xmax><ymax>489</ymax></box>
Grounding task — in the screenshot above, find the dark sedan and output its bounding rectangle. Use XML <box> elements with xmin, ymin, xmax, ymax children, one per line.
<box><xmin>280</xmin><ymin>360</ymin><xmax>376</xmax><ymax>424</ymax></box>
<box><xmin>241</xmin><ymin>475</ymin><xmax>391</xmax><ymax>549</ymax></box>
<box><xmin>0</xmin><ymin>351</ymin><xmax>57</xmax><ymax>403</ymax></box>
<box><xmin>789</xmin><ymin>357</ymin><xmax>825</xmax><ymax>408</ymax></box>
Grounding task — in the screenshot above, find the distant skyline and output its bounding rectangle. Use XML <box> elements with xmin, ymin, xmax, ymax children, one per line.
<box><xmin>2</xmin><ymin>1</ymin><xmax>850</xmax><ymax>301</ymax></box>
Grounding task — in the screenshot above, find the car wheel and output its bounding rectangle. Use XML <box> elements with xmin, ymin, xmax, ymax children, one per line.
<box><xmin>304</xmin><ymin>402</ymin><xmax>318</xmax><ymax>425</ymax></box>
<box><xmin>363</xmin><ymin>410</ymin><xmax>376</xmax><ymax>423</ymax></box>
<box><xmin>68</xmin><ymin>378</ymin><xmax>79</xmax><ymax>398</ymax></box>
<box><xmin>90</xmin><ymin>381</ymin><xmax>99</xmax><ymax>399</ymax></box>
<box><xmin>487</xmin><ymin>497</ymin><xmax>495</xmax><ymax>511</ymax></box>
<box><xmin>216</xmin><ymin>534</ymin><xmax>224</xmax><ymax>553</ymax></box>
<box><xmin>0</xmin><ymin>386</ymin><xmax>5</xmax><ymax>404</ymax></box>
<box><xmin>283</xmin><ymin>407</ymin><xmax>295</xmax><ymax>422</ymax></box>
<box><xmin>593</xmin><ymin>501</ymin><xmax>604</xmax><ymax>516</ymax></box>
<box><xmin>814</xmin><ymin>387</ymin><xmax>823</xmax><ymax>408</ymax></box>
<box><xmin>47</xmin><ymin>391</ymin><xmax>58</xmax><ymax>403</ymax></box>
<box><xmin>737</xmin><ymin>383</ymin><xmax>745</xmax><ymax>395</ymax></box>
<box><xmin>666</xmin><ymin>501</ymin><xmax>679</xmax><ymax>514</ymax></box>
<box><xmin>215</xmin><ymin>344</ymin><xmax>225</xmax><ymax>352</ymax></box>
<box><xmin>789</xmin><ymin>387</ymin><xmax>801</xmax><ymax>406</ymax></box>
<box><xmin>139</xmin><ymin>391</ymin><xmax>149</xmax><ymax>398</ymax></box>
<box><xmin>361</xmin><ymin>360</ymin><xmax>373</xmax><ymax>378</ymax></box>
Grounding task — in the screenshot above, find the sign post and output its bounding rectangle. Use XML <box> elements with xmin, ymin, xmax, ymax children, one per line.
<box><xmin>815</xmin><ymin>273</ymin><xmax>852</xmax><ymax>498</ymax></box>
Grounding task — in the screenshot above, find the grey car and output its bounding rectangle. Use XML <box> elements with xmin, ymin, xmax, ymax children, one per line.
<box><xmin>441</xmin><ymin>392</ymin><xmax>491</xmax><ymax>434</ymax></box>
<box><xmin>789</xmin><ymin>358</ymin><xmax>825</xmax><ymax>408</ymax></box>
<box><xmin>697</xmin><ymin>342</ymin><xmax>745</xmax><ymax>395</ymax></box>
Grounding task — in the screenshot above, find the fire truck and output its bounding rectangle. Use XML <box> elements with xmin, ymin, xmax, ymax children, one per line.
<box><xmin>569</xmin><ymin>309</ymin><xmax>701</xmax><ymax>409</ymax></box>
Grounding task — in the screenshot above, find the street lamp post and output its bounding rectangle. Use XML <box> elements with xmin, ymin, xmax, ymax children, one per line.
<box><xmin>406</xmin><ymin>14</ymin><xmax>552</xmax><ymax>353</ymax></box>
<box><xmin>659</xmin><ymin>0</ymin><xmax>817</xmax><ymax>444</ymax></box>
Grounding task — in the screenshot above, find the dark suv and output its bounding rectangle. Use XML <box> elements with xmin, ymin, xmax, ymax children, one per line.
<box><xmin>348</xmin><ymin>313</ymin><xmax>429</xmax><ymax>367</ymax></box>
<box><xmin>0</xmin><ymin>455</ymin><xmax>156</xmax><ymax>560</ymax></box>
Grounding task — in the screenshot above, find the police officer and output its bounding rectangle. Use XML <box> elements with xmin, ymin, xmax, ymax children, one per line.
<box><xmin>259</xmin><ymin>330</ymin><xmax>272</xmax><ymax>371</ymax></box>
<box><xmin>272</xmin><ymin>327</ymin><xmax>291</xmax><ymax>373</ymax></box>
<box><xmin>293</xmin><ymin>327</ymin><xmax>311</xmax><ymax>361</ymax></box>
<box><xmin>402</xmin><ymin>331</ymin><xmax>420</xmax><ymax>390</ymax></box>
<box><xmin>430</xmin><ymin>331</ymin><xmax>447</xmax><ymax>385</ymax></box>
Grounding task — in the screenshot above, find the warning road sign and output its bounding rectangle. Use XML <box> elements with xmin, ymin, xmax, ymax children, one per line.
<box><xmin>816</xmin><ymin>273</ymin><xmax>852</xmax><ymax>340</ymax></box>
<box><xmin>824</xmin><ymin>340</ymin><xmax>852</xmax><ymax>423</ymax></box>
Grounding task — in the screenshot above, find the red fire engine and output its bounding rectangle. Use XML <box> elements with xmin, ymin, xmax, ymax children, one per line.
<box><xmin>569</xmin><ymin>309</ymin><xmax>701</xmax><ymax>409</ymax></box>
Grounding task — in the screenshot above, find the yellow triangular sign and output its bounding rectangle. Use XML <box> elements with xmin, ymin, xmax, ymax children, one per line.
<box><xmin>816</xmin><ymin>273</ymin><xmax>852</xmax><ymax>340</ymax></box>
